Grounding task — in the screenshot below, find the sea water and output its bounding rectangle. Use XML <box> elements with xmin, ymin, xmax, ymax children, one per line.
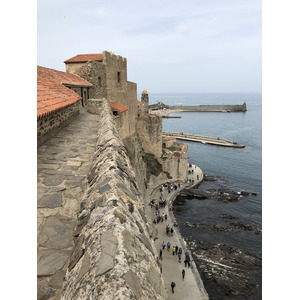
<box><xmin>150</xmin><ymin>93</ymin><xmax>262</xmax><ymax>252</ymax></box>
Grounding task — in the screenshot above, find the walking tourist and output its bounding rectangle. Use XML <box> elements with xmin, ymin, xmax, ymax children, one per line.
<box><xmin>182</xmin><ymin>269</ymin><xmax>185</xmax><ymax>280</ymax></box>
<box><xmin>171</xmin><ymin>282</ymin><xmax>176</xmax><ymax>293</ymax></box>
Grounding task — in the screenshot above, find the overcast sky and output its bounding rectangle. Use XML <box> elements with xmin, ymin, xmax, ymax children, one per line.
<box><xmin>38</xmin><ymin>0</ymin><xmax>261</xmax><ymax>93</ymax></box>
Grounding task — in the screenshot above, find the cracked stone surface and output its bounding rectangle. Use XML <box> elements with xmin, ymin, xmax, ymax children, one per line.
<box><xmin>37</xmin><ymin>108</ymin><xmax>100</xmax><ymax>298</ymax></box>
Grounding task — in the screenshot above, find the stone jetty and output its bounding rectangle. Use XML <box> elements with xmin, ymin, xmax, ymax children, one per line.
<box><xmin>163</xmin><ymin>132</ymin><xmax>245</xmax><ymax>148</ymax></box>
<box><xmin>149</xmin><ymin>102</ymin><xmax>247</xmax><ymax>115</ymax></box>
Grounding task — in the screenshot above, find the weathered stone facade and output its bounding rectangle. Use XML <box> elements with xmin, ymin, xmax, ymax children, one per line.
<box><xmin>66</xmin><ymin>51</ymin><xmax>138</xmax><ymax>142</ymax></box>
<box><xmin>136</xmin><ymin>112</ymin><xmax>162</xmax><ymax>158</ymax></box>
<box><xmin>161</xmin><ymin>142</ymin><xmax>189</xmax><ymax>181</ymax></box>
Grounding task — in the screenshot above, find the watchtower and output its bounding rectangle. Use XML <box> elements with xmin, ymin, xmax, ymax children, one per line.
<box><xmin>141</xmin><ymin>89</ymin><xmax>149</xmax><ymax>113</ymax></box>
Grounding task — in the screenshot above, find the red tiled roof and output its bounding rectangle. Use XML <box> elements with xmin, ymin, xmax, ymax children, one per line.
<box><xmin>142</xmin><ymin>89</ymin><xmax>148</xmax><ymax>95</ymax></box>
<box><xmin>137</xmin><ymin>100</ymin><xmax>142</xmax><ymax>106</ymax></box>
<box><xmin>109</xmin><ymin>102</ymin><xmax>128</xmax><ymax>112</ymax></box>
<box><xmin>64</xmin><ymin>54</ymin><xmax>103</xmax><ymax>63</ymax></box>
<box><xmin>38</xmin><ymin>66</ymin><xmax>92</xmax><ymax>87</ymax></box>
<box><xmin>37</xmin><ymin>66</ymin><xmax>92</xmax><ymax>119</ymax></box>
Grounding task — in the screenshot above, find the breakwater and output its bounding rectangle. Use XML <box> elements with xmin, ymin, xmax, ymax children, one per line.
<box><xmin>163</xmin><ymin>132</ymin><xmax>245</xmax><ymax>148</ymax></box>
<box><xmin>149</xmin><ymin>102</ymin><xmax>247</xmax><ymax>113</ymax></box>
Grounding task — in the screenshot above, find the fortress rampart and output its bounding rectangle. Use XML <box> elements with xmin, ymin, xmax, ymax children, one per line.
<box><xmin>61</xmin><ymin>99</ymin><xmax>168</xmax><ymax>299</ymax></box>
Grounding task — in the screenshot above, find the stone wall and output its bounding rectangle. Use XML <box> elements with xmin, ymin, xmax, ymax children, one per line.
<box><xmin>61</xmin><ymin>99</ymin><xmax>167</xmax><ymax>299</ymax></box>
<box><xmin>75</xmin><ymin>61</ymin><xmax>106</xmax><ymax>100</ymax></box>
<box><xmin>136</xmin><ymin>112</ymin><xmax>162</xmax><ymax>158</ymax></box>
<box><xmin>37</xmin><ymin>101</ymin><xmax>81</xmax><ymax>148</ymax></box>
<box><xmin>161</xmin><ymin>142</ymin><xmax>188</xmax><ymax>181</ymax></box>
<box><xmin>65</xmin><ymin>62</ymin><xmax>87</xmax><ymax>74</ymax></box>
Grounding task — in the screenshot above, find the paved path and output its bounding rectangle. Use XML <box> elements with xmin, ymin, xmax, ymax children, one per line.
<box><xmin>37</xmin><ymin>108</ymin><xmax>100</xmax><ymax>283</ymax></box>
<box><xmin>146</xmin><ymin>165</ymin><xmax>209</xmax><ymax>300</ymax></box>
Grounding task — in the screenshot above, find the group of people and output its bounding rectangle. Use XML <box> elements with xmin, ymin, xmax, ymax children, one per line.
<box><xmin>159</xmin><ymin>183</ymin><xmax>181</xmax><ymax>194</ymax></box>
<box><xmin>153</xmin><ymin>211</ymin><xmax>167</xmax><ymax>224</ymax></box>
<box><xmin>166</xmin><ymin>224</ymin><xmax>174</xmax><ymax>236</ymax></box>
<box><xmin>160</xmin><ymin>239</ymin><xmax>191</xmax><ymax>294</ymax></box>
<box><xmin>153</xmin><ymin>179</ymin><xmax>196</xmax><ymax>296</ymax></box>
<box><xmin>149</xmin><ymin>198</ymin><xmax>167</xmax><ymax>210</ymax></box>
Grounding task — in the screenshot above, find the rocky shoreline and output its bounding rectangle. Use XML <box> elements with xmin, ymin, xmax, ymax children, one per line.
<box><xmin>189</xmin><ymin>239</ymin><xmax>262</xmax><ymax>299</ymax></box>
<box><xmin>173</xmin><ymin>185</ymin><xmax>262</xmax><ymax>299</ymax></box>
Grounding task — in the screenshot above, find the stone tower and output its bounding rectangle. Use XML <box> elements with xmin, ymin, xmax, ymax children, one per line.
<box><xmin>141</xmin><ymin>89</ymin><xmax>149</xmax><ymax>113</ymax></box>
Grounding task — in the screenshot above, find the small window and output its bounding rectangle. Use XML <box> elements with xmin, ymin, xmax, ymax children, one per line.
<box><xmin>113</xmin><ymin>111</ymin><xmax>118</xmax><ymax>116</ymax></box>
<box><xmin>117</xmin><ymin>72</ymin><xmax>120</xmax><ymax>83</ymax></box>
<box><xmin>98</xmin><ymin>77</ymin><xmax>101</xmax><ymax>87</ymax></box>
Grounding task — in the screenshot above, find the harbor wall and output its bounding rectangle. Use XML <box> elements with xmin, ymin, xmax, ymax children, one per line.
<box><xmin>149</xmin><ymin>102</ymin><xmax>246</xmax><ymax>112</ymax></box>
<box><xmin>167</xmin><ymin>103</ymin><xmax>246</xmax><ymax>112</ymax></box>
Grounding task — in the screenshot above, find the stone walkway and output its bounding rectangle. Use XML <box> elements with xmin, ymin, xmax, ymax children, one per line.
<box><xmin>146</xmin><ymin>164</ymin><xmax>209</xmax><ymax>300</ymax></box>
<box><xmin>37</xmin><ymin>108</ymin><xmax>100</xmax><ymax>295</ymax></box>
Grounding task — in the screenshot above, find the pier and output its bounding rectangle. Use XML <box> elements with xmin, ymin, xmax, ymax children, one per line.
<box><xmin>163</xmin><ymin>131</ymin><xmax>245</xmax><ymax>148</ymax></box>
<box><xmin>149</xmin><ymin>102</ymin><xmax>247</xmax><ymax>116</ymax></box>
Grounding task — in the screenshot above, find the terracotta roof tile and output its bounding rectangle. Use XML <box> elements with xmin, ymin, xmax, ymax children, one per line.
<box><xmin>137</xmin><ymin>100</ymin><xmax>142</xmax><ymax>106</ymax></box>
<box><xmin>37</xmin><ymin>66</ymin><xmax>92</xmax><ymax>119</ymax></box>
<box><xmin>142</xmin><ymin>89</ymin><xmax>148</xmax><ymax>95</ymax></box>
<box><xmin>109</xmin><ymin>102</ymin><xmax>128</xmax><ymax>112</ymax></box>
<box><xmin>64</xmin><ymin>54</ymin><xmax>103</xmax><ymax>63</ymax></box>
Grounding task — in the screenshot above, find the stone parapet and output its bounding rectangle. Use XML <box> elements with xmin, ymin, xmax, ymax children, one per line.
<box><xmin>61</xmin><ymin>99</ymin><xmax>167</xmax><ymax>299</ymax></box>
<box><xmin>87</xmin><ymin>98</ymin><xmax>106</xmax><ymax>115</ymax></box>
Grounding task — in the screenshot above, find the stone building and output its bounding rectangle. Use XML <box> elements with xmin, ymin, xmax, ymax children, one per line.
<box><xmin>64</xmin><ymin>51</ymin><xmax>137</xmax><ymax>141</ymax></box>
<box><xmin>37</xmin><ymin>66</ymin><xmax>92</xmax><ymax>147</ymax></box>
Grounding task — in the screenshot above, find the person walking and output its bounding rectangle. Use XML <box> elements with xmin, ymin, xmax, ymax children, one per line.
<box><xmin>178</xmin><ymin>253</ymin><xmax>181</xmax><ymax>263</ymax></box>
<box><xmin>187</xmin><ymin>257</ymin><xmax>191</xmax><ymax>268</ymax></box>
<box><xmin>162</xmin><ymin>241</ymin><xmax>165</xmax><ymax>250</ymax></box>
<box><xmin>159</xmin><ymin>249</ymin><xmax>163</xmax><ymax>260</ymax></box>
<box><xmin>172</xmin><ymin>246</ymin><xmax>176</xmax><ymax>256</ymax></box>
<box><xmin>171</xmin><ymin>282</ymin><xmax>176</xmax><ymax>293</ymax></box>
<box><xmin>175</xmin><ymin>245</ymin><xmax>178</xmax><ymax>255</ymax></box>
<box><xmin>182</xmin><ymin>269</ymin><xmax>185</xmax><ymax>280</ymax></box>
<box><xmin>167</xmin><ymin>242</ymin><xmax>171</xmax><ymax>251</ymax></box>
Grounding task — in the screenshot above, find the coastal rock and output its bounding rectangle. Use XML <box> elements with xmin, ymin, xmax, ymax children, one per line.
<box><xmin>192</xmin><ymin>240</ymin><xmax>262</xmax><ymax>299</ymax></box>
<box><xmin>220</xmin><ymin>214</ymin><xmax>239</xmax><ymax>219</ymax></box>
<box><xmin>179</xmin><ymin>188</ymin><xmax>250</xmax><ymax>202</ymax></box>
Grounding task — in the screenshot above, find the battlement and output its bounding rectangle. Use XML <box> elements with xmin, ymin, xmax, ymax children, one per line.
<box><xmin>102</xmin><ymin>50</ymin><xmax>127</xmax><ymax>64</ymax></box>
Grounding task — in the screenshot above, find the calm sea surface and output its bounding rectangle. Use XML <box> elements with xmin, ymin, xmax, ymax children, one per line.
<box><xmin>150</xmin><ymin>93</ymin><xmax>262</xmax><ymax>252</ymax></box>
